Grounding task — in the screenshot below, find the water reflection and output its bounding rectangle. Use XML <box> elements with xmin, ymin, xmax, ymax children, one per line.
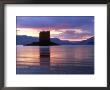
<box><xmin>16</xmin><ymin>45</ymin><xmax>94</xmax><ymax>74</ymax></box>
<box><xmin>17</xmin><ymin>46</ymin><xmax>40</xmax><ymax>67</ymax></box>
<box><xmin>40</xmin><ymin>46</ymin><xmax>50</xmax><ymax>66</ymax></box>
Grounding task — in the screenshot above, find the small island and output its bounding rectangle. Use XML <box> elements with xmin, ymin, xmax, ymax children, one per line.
<box><xmin>25</xmin><ymin>31</ymin><xmax>59</xmax><ymax>46</ymax></box>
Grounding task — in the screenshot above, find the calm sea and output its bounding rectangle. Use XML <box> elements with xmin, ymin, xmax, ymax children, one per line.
<box><xmin>16</xmin><ymin>45</ymin><xmax>94</xmax><ymax>74</ymax></box>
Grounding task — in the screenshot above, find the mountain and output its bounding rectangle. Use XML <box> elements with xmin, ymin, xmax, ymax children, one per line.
<box><xmin>51</xmin><ymin>38</ymin><xmax>74</xmax><ymax>45</ymax></box>
<box><xmin>16</xmin><ymin>35</ymin><xmax>38</xmax><ymax>45</ymax></box>
<box><xmin>73</xmin><ymin>37</ymin><xmax>94</xmax><ymax>45</ymax></box>
<box><xmin>16</xmin><ymin>35</ymin><xmax>94</xmax><ymax>45</ymax></box>
<box><xmin>16</xmin><ymin>35</ymin><xmax>73</xmax><ymax>45</ymax></box>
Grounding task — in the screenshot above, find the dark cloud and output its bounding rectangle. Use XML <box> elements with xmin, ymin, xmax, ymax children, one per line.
<box><xmin>16</xmin><ymin>16</ymin><xmax>94</xmax><ymax>40</ymax></box>
<box><xmin>16</xmin><ymin>16</ymin><xmax>94</xmax><ymax>32</ymax></box>
<box><xmin>52</xmin><ymin>30</ymin><xmax>93</xmax><ymax>40</ymax></box>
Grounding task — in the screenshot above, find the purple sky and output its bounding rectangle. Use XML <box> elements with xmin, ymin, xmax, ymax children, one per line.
<box><xmin>16</xmin><ymin>16</ymin><xmax>94</xmax><ymax>41</ymax></box>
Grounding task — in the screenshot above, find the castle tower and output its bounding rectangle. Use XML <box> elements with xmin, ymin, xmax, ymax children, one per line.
<box><xmin>39</xmin><ymin>31</ymin><xmax>50</xmax><ymax>43</ymax></box>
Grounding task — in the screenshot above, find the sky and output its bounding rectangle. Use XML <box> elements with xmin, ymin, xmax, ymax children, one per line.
<box><xmin>16</xmin><ymin>16</ymin><xmax>94</xmax><ymax>41</ymax></box>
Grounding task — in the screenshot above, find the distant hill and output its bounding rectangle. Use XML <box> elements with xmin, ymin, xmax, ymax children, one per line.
<box><xmin>51</xmin><ymin>38</ymin><xmax>74</xmax><ymax>45</ymax></box>
<box><xmin>16</xmin><ymin>35</ymin><xmax>37</xmax><ymax>45</ymax></box>
<box><xmin>73</xmin><ymin>37</ymin><xmax>94</xmax><ymax>45</ymax></box>
<box><xmin>16</xmin><ymin>35</ymin><xmax>94</xmax><ymax>45</ymax></box>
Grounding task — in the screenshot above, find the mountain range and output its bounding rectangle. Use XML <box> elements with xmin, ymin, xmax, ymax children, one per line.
<box><xmin>16</xmin><ymin>35</ymin><xmax>94</xmax><ymax>45</ymax></box>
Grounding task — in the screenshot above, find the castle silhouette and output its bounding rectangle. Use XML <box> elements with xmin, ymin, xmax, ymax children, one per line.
<box><xmin>26</xmin><ymin>31</ymin><xmax>58</xmax><ymax>46</ymax></box>
<box><xmin>39</xmin><ymin>31</ymin><xmax>50</xmax><ymax>43</ymax></box>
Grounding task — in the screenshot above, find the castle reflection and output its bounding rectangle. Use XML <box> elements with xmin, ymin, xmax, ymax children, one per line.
<box><xmin>17</xmin><ymin>45</ymin><xmax>94</xmax><ymax>74</ymax></box>
<box><xmin>39</xmin><ymin>46</ymin><xmax>50</xmax><ymax>66</ymax></box>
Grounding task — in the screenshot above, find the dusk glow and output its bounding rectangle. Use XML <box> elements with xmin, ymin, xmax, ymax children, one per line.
<box><xmin>16</xmin><ymin>16</ymin><xmax>94</xmax><ymax>41</ymax></box>
<box><xmin>16</xmin><ymin>16</ymin><xmax>94</xmax><ymax>74</ymax></box>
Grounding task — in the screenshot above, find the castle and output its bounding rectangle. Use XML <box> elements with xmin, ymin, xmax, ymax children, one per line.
<box><xmin>25</xmin><ymin>31</ymin><xmax>58</xmax><ymax>46</ymax></box>
<box><xmin>39</xmin><ymin>31</ymin><xmax>50</xmax><ymax>43</ymax></box>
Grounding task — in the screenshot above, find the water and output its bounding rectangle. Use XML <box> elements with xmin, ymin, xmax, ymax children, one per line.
<box><xmin>16</xmin><ymin>45</ymin><xmax>94</xmax><ymax>74</ymax></box>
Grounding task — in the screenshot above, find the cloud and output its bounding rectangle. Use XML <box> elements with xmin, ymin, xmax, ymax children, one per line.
<box><xmin>16</xmin><ymin>16</ymin><xmax>94</xmax><ymax>30</ymax></box>
<box><xmin>16</xmin><ymin>16</ymin><xmax>94</xmax><ymax>41</ymax></box>
<box><xmin>52</xmin><ymin>29</ymin><xmax>93</xmax><ymax>41</ymax></box>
